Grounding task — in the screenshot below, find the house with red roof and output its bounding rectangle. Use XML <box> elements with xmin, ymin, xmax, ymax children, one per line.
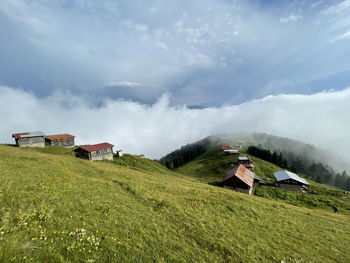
<box><xmin>45</xmin><ymin>134</ymin><xmax>75</xmax><ymax>147</ymax></box>
<box><xmin>221</xmin><ymin>143</ymin><xmax>231</xmax><ymax>150</ymax></box>
<box><xmin>222</xmin><ymin>164</ymin><xmax>255</xmax><ymax>194</ymax></box>
<box><xmin>74</xmin><ymin>142</ymin><xmax>114</xmax><ymax>161</ymax></box>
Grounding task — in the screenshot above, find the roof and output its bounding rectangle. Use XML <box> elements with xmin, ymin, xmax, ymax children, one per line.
<box><xmin>254</xmin><ymin>174</ymin><xmax>266</xmax><ymax>184</ymax></box>
<box><xmin>12</xmin><ymin>132</ymin><xmax>30</xmax><ymax>139</ymax></box>
<box><xmin>238</xmin><ymin>156</ymin><xmax>250</xmax><ymax>161</ymax></box>
<box><xmin>222</xmin><ymin>165</ymin><xmax>254</xmax><ymax>188</ymax></box>
<box><xmin>45</xmin><ymin>134</ymin><xmax>75</xmax><ymax>140</ymax></box>
<box><xmin>224</xmin><ymin>149</ymin><xmax>239</xmax><ymax>153</ymax></box>
<box><xmin>76</xmin><ymin>143</ymin><xmax>114</xmax><ymax>153</ymax></box>
<box><xmin>12</xmin><ymin>131</ymin><xmax>44</xmax><ymax>138</ymax></box>
<box><xmin>273</xmin><ymin>170</ymin><xmax>309</xmax><ymax>185</ymax></box>
<box><xmin>221</xmin><ymin>143</ymin><xmax>231</xmax><ymax>150</ymax></box>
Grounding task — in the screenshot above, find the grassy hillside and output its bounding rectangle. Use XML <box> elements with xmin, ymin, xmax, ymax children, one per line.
<box><xmin>176</xmin><ymin>149</ymin><xmax>350</xmax><ymax>214</ymax></box>
<box><xmin>1</xmin><ymin>145</ymin><xmax>350</xmax><ymax>262</ymax></box>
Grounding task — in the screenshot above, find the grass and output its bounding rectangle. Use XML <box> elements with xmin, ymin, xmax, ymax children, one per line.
<box><xmin>0</xmin><ymin>145</ymin><xmax>350</xmax><ymax>262</ymax></box>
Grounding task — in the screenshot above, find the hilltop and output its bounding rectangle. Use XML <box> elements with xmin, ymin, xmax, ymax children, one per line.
<box><xmin>0</xmin><ymin>145</ymin><xmax>350</xmax><ymax>262</ymax></box>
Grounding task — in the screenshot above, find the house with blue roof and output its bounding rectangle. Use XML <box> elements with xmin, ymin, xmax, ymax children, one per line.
<box><xmin>273</xmin><ymin>170</ymin><xmax>309</xmax><ymax>193</ymax></box>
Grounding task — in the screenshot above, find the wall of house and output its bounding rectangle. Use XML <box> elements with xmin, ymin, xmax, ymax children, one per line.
<box><xmin>46</xmin><ymin>138</ymin><xmax>75</xmax><ymax>147</ymax></box>
<box><xmin>18</xmin><ymin>136</ymin><xmax>45</xmax><ymax>148</ymax></box>
<box><xmin>278</xmin><ymin>184</ymin><xmax>303</xmax><ymax>192</ymax></box>
<box><xmin>90</xmin><ymin>152</ymin><xmax>113</xmax><ymax>161</ymax></box>
<box><xmin>90</xmin><ymin>148</ymin><xmax>113</xmax><ymax>161</ymax></box>
<box><xmin>74</xmin><ymin>150</ymin><xmax>90</xmax><ymax>160</ymax></box>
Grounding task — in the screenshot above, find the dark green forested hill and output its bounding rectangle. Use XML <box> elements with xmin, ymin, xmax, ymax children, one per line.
<box><xmin>161</xmin><ymin>133</ymin><xmax>350</xmax><ymax>191</ymax></box>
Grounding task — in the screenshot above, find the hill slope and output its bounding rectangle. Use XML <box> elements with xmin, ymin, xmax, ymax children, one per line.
<box><xmin>0</xmin><ymin>145</ymin><xmax>350</xmax><ymax>262</ymax></box>
<box><xmin>176</xmin><ymin>147</ymin><xmax>350</xmax><ymax>214</ymax></box>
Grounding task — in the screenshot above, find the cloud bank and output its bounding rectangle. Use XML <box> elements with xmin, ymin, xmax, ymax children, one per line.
<box><xmin>1</xmin><ymin>85</ymin><xmax>350</xmax><ymax>160</ymax></box>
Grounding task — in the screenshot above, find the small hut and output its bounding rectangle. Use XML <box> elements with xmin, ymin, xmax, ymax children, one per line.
<box><xmin>74</xmin><ymin>143</ymin><xmax>114</xmax><ymax>161</ymax></box>
<box><xmin>222</xmin><ymin>164</ymin><xmax>255</xmax><ymax>194</ymax></box>
<box><xmin>221</xmin><ymin>143</ymin><xmax>231</xmax><ymax>150</ymax></box>
<box><xmin>273</xmin><ymin>170</ymin><xmax>309</xmax><ymax>192</ymax></box>
<box><xmin>12</xmin><ymin>131</ymin><xmax>45</xmax><ymax>147</ymax></box>
<box><xmin>238</xmin><ymin>156</ymin><xmax>254</xmax><ymax>169</ymax></box>
<box><xmin>45</xmin><ymin>134</ymin><xmax>75</xmax><ymax>147</ymax></box>
<box><xmin>224</xmin><ymin>149</ymin><xmax>240</xmax><ymax>155</ymax></box>
<box><xmin>253</xmin><ymin>174</ymin><xmax>266</xmax><ymax>186</ymax></box>
<box><xmin>115</xmin><ymin>150</ymin><xmax>124</xmax><ymax>157</ymax></box>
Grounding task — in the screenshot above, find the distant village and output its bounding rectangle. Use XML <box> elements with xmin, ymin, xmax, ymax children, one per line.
<box><xmin>12</xmin><ymin>131</ymin><xmax>310</xmax><ymax>196</ymax></box>
<box><xmin>220</xmin><ymin>143</ymin><xmax>309</xmax><ymax>195</ymax></box>
<box><xmin>11</xmin><ymin>131</ymin><xmax>143</xmax><ymax>161</ymax></box>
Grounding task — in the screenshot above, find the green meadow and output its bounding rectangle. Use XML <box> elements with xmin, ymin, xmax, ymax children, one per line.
<box><xmin>0</xmin><ymin>145</ymin><xmax>350</xmax><ymax>262</ymax></box>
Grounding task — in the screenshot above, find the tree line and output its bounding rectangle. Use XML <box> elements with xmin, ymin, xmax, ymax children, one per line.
<box><xmin>160</xmin><ymin>137</ymin><xmax>214</xmax><ymax>169</ymax></box>
<box><xmin>247</xmin><ymin>145</ymin><xmax>350</xmax><ymax>191</ymax></box>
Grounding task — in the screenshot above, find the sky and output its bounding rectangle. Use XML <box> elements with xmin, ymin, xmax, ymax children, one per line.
<box><xmin>1</xmin><ymin>0</ymin><xmax>350</xmax><ymax>159</ymax></box>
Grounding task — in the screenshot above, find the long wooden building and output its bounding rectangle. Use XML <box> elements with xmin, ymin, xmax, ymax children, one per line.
<box><xmin>12</xmin><ymin>131</ymin><xmax>45</xmax><ymax>147</ymax></box>
<box><xmin>222</xmin><ymin>164</ymin><xmax>255</xmax><ymax>194</ymax></box>
<box><xmin>45</xmin><ymin>134</ymin><xmax>75</xmax><ymax>147</ymax></box>
<box><xmin>273</xmin><ymin>170</ymin><xmax>309</xmax><ymax>192</ymax></box>
<box><xmin>74</xmin><ymin>143</ymin><xmax>114</xmax><ymax>161</ymax></box>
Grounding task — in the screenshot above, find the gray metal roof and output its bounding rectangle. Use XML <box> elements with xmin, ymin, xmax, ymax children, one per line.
<box><xmin>273</xmin><ymin>170</ymin><xmax>309</xmax><ymax>185</ymax></box>
<box><xmin>238</xmin><ymin>156</ymin><xmax>249</xmax><ymax>161</ymax></box>
<box><xmin>20</xmin><ymin>131</ymin><xmax>45</xmax><ymax>138</ymax></box>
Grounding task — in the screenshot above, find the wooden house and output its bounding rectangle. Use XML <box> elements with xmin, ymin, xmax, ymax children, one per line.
<box><xmin>224</xmin><ymin>149</ymin><xmax>240</xmax><ymax>155</ymax></box>
<box><xmin>238</xmin><ymin>156</ymin><xmax>254</xmax><ymax>169</ymax></box>
<box><xmin>253</xmin><ymin>174</ymin><xmax>266</xmax><ymax>186</ymax></box>
<box><xmin>12</xmin><ymin>131</ymin><xmax>45</xmax><ymax>147</ymax></box>
<box><xmin>273</xmin><ymin>170</ymin><xmax>309</xmax><ymax>192</ymax></box>
<box><xmin>222</xmin><ymin>164</ymin><xmax>255</xmax><ymax>194</ymax></box>
<box><xmin>74</xmin><ymin>143</ymin><xmax>114</xmax><ymax>161</ymax></box>
<box><xmin>235</xmin><ymin>141</ymin><xmax>245</xmax><ymax>149</ymax></box>
<box><xmin>221</xmin><ymin>143</ymin><xmax>231</xmax><ymax>150</ymax></box>
<box><xmin>45</xmin><ymin>134</ymin><xmax>75</xmax><ymax>147</ymax></box>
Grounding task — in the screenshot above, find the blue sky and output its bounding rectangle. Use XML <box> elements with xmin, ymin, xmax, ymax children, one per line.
<box><xmin>1</xmin><ymin>0</ymin><xmax>350</xmax><ymax>106</ymax></box>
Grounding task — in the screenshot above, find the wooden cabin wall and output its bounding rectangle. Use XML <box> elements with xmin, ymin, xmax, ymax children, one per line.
<box><xmin>18</xmin><ymin>136</ymin><xmax>45</xmax><ymax>148</ymax></box>
<box><xmin>45</xmin><ymin>138</ymin><xmax>75</xmax><ymax>147</ymax></box>
<box><xmin>278</xmin><ymin>184</ymin><xmax>303</xmax><ymax>192</ymax></box>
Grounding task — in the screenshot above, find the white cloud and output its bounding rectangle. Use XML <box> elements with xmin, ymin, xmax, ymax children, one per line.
<box><xmin>329</xmin><ymin>30</ymin><xmax>350</xmax><ymax>43</ymax></box>
<box><xmin>279</xmin><ymin>14</ymin><xmax>302</xmax><ymax>24</ymax></box>
<box><xmin>156</xmin><ymin>42</ymin><xmax>169</xmax><ymax>51</ymax></box>
<box><xmin>104</xmin><ymin>81</ymin><xmax>142</xmax><ymax>88</ymax></box>
<box><xmin>1</xmin><ymin>85</ymin><xmax>350</xmax><ymax>162</ymax></box>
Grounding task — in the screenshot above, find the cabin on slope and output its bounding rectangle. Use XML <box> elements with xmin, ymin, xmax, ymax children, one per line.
<box><xmin>222</xmin><ymin>164</ymin><xmax>255</xmax><ymax>194</ymax></box>
<box><xmin>12</xmin><ymin>131</ymin><xmax>45</xmax><ymax>147</ymax></box>
<box><xmin>221</xmin><ymin>143</ymin><xmax>231</xmax><ymax>150</ymax></box>
<box><xmin>274</xmin><ymin>170</ymin><xmax>309</xmax><ymax>192</ymax></box>
<box><xmin>238</xmin><ymin>156</ymin><xmax>254</xmax><ymax>169</ymax></box>
<box><xmin>74</xmin><ymin>143</ymin><xmax>114</xmax><ymax>161</ymax></box>
<box><xmin>253</xmin><ymin>174</ymin><xmax>266</xmax><ymax>186</ymax></box>
<box><xmin>115</xmin><ymin>150</ymin><xmax>123</xmax><ymax>157</ymax></box>
<box><xmin>224</xmin><ymin>149</ymin><xmax>240</xmax><ymax>155</ymax></box>
<box><xmin>45</xmin><ymin>134</ymin><xmax>75</xmax><ymax>147</ymax></box>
